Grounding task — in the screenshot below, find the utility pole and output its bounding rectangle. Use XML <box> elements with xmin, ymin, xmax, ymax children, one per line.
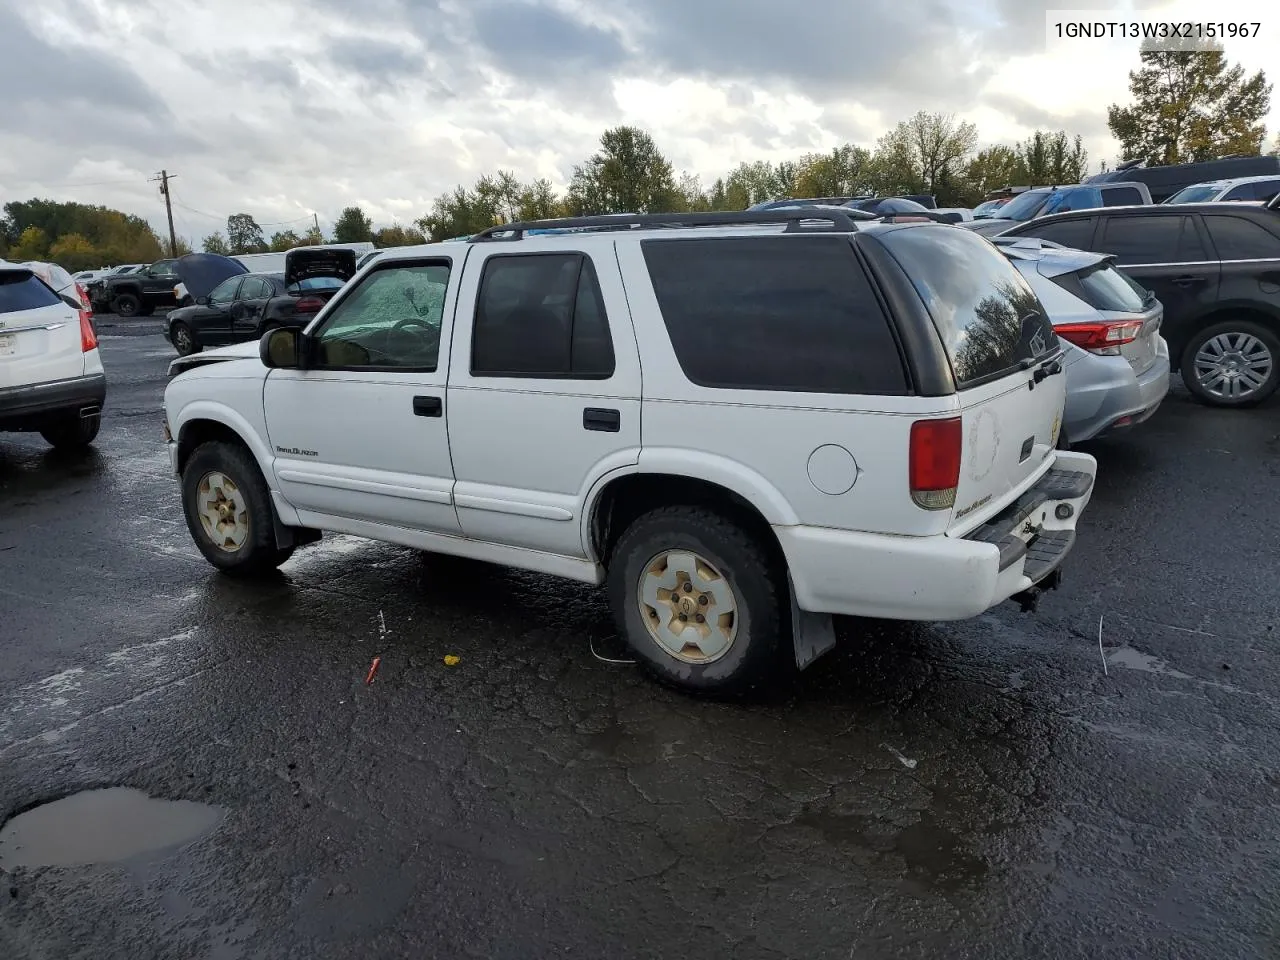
<box><xmin>312</xmin><ymin>212</ymin><xmax>320</xmax><ymax>244</ymax></box>
<box><xmin>151</xmin><ymin>170</ymin><xmax>178</xmax><ymax>257</ymax></box>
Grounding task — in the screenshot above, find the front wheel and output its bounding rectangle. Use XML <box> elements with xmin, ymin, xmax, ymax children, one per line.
<box><xmin>171</xmin><ymin>321</ymin><xmax>200</xmax><ymax>356</ymax></box>
<box><xmin>181</xmin><ymin>441</ymin><xmax>293</xmax><ymax>576</ymax></box>
<box><xmin>1181</xmin><ymin>320</ymin><xmax>1280</xmax><ymax>407</ymax></box>
<box><xmin>40</xmin><ymin>412</ymin><xmax>100</xmax><ymax>449</ymax></box>
<box><xmin>112</xmin><ymin>293</ymin><xmax>140</xmax><ymax>317</ymax></box>
<box><xmin>607</xmin><ymin>506</ymin><xmax>788</xmax><ymax>696</ymax></box>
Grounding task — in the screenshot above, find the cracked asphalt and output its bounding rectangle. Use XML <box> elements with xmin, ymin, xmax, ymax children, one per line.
<box><xmin>2</xmin><ymin>319</ymin><xmax>1279</xmax><ymax>959</ymax></box>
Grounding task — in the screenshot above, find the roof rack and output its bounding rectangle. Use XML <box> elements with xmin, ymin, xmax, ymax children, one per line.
<box><xmin>470</xmin><ymin>207</ymin><xmax>869</xmax><ymax>241</ymax></box>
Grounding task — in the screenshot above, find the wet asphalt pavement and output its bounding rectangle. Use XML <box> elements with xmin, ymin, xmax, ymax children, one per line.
<box><xmin>2</xmin><ymin>319</ymin><xmax>1280</xmax><ymax>959</ymax></box>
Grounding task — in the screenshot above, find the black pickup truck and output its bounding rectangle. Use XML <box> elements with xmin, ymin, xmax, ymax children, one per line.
<box><xmin>93</xmin><ymin>258</ymin><xmax>182</xmax><ymax>317</ymax></box>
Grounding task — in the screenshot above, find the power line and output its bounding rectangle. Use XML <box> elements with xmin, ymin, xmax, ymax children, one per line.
<box><xmin>169</xmin><ymin>190</ymin><xmax>314</xmax><ymax>228</ymax></box>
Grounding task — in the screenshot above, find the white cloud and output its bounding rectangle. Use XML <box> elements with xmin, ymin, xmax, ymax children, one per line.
<box><xmin>2</xmin><ymin>0</ymin><xmax>1278</xmax><ymax>247</ymax></box>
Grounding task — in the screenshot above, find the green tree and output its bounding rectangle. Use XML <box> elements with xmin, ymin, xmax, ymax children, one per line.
<box><xmin>1270</xmin><ymin>133</ymin><xmax>1280</xmax><ymax>157</ymax></box>
<box><xmin>566</xmin><ymin>126</ymin><xmax>679</xmax><ymax>215</ymax></box>
<box><xmin>1017</xmin><ymin>130</ymin><xmax>1089</xmax><ymax>185</ymax></box>
<box><xmin>372</xmin><ymin>225</ymin><xmax>426</xmax><ymax>247</ymax></box>
<box><xmin>416</xmin><ymin>184</ymin><xmax>500</xmax><ymax>240</ymax></box>
<box><xmin>202</xmin><ymin>231</ymin><xmax>230</xmax><ymax>254</ymax></box>
<box><xmin>2</xmin><ymin>199</ymin><xmax>161</xmax><ymax>264</ymax></box>
<box><xmin>332</xmin><ymin>205</ymin><xmax>374</xmax><ymax>243</ymax></box>
<box><xmin>303</xmin><ymin>225</ymin><xmax>325</xmax><ymax>245</ymax></box>
<box><xmin>269</xmin><ymin>229</ymin><xmax>303</xmax><ymax>252</ymax></box>
<box><xmin>225</xmin><ymin>213</ymin><xmax>267</xmax><ymax>255</ymax></box>
<box><xmin>714</xmin><ymin>160</ymin><xmax>794</xmax><ymax>209</ymax></box>
<box><xmin>792</xmin><ymin>145</ymin><xmax>876</xmax><ymax>198</ymax></box>
<box><xmin>964</xmin><ymin>146</ymin><xmax>1028</xmax><ymax>202</ymax></box>
<box><xmin>1107</xmin><ymin>39</ymin><xmax>1271</xmax><ymax>164</ymax></box>
<box><xmin>8</xmin><ymin>226</ymin><xmax>50</xmax><ymax>260</ymax></box>
<box><xmin>516</xmin><ymin>178</ymin><xmax>562</xmax><ymax>221</ymax></box>
<box><xmin>48</xmin><ymin>233</ymin><xmax>101</xmax><ymax>271</ymax></box>
<box><xmin>674</xmin><ymin>173</ymin><xmax>712</xmax><ymax>211</ymax></box>
<box><xmin>874</xmin><ymin>111</ymin><xmax>978</xmax><ymax>203</ymax></box>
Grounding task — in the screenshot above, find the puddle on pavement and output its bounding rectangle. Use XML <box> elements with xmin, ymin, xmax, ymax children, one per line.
<box><xmin>0</xmin><ymin>788</ymin><xmax>224</xmax><ymax>869</ymax></box>
<box><xmin>1107</xmin><ymin>646</ymin><xmax>1193</xmax><ymax>679</ymax></box>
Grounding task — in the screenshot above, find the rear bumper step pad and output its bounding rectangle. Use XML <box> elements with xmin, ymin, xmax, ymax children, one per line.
<box><xmin>965</xmin><ymin>467</ymin><xmax>1093</xmax><ymax>579</ymax></box>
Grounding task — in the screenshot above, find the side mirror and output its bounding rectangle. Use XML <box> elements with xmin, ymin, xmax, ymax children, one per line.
<box><xmin>195</xmin><ymin>296</ymin><xmax>209</xmax><ymax>306</ymax></box>
<box><xmin>261</xmin><ymin>327</ymin><xmax>303</xmax><ymax>369</ymax></box>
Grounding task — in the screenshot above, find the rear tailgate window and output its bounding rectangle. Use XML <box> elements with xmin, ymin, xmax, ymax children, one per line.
<box><xmin>876</xmin><ymin>226</ymin><xmax>1058</xmax><ymax>388</ymax></box>
<box><xmin>0</xmin><ymin>272</ymin><xmax>61</xmax><ymax>314</ymax></box>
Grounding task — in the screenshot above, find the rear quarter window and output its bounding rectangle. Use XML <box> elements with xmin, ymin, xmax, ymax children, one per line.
<box><xmin>1018</xmin><ymin>217</ymin><xmax>1097</xmax><ymax>249</ymax></box>
<box><xmin>0</xmin><ymin>272</ymin><xmax>62</xmax><ymax>314</ymax></box>
<box><xmin>876</xmin><ymin>226</ymin><xmax>1056</xmax><ymax>388</ymax></box>
<box><xmin>1203</xmin><ymin>215</ymin><xmax>1280</xmax><ymax>260</ymax></box>
<box><xmin>641</xmin><ymin>235</ymin><xmax>908</xmax><ymax>395</ymax></box>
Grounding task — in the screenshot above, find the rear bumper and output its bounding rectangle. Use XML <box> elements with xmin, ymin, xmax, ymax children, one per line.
<box><xmin>778</xmin><ymin>450</ymin><xmax>1097</xmax><ymax>621</ymax></box>
<box><xmin>0</xmin><ymin>373</ymin><xmax>107</xmax><ymax>429</ymax></box>
<box><xmin>1063</xmin><ymin>339</ymin><xmax>1170</xmax><ymax>443</ymax></box>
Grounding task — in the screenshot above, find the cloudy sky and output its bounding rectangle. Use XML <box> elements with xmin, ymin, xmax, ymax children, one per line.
<box><xmin>2</xmin><ymin>0</ymin><xmax>1277</xmax><ymax>243</ymax></box>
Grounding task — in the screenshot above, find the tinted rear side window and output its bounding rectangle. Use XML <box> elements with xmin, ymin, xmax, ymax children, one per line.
<box><xmin>0</xmin><ymin>273</ymin><xmax>62</xmax><ymax>314</ymax></box>
<box><xmin>1203</xmin><ymin>215</ymin><xmax>1280</xmax><ymax>260</ymax></box>
<box><xmin>1103</xmin><ymin>186</ymin><xmax>1143</xmax><ymax>206</ymax></box>
<box><xmin>877</xmin><ymin>226</ymin><xmax>1056</xmax><ymax>388</ymax></box>
<box><xmin>472</xmin><ymin>253</ymin><xmax>615</xmax><ymax>378</ymax></box>
<box><xmin>1099</xmin><ymin>216</ymin><xmax>1203</xmax><ymax>263</ymax></box>
<box><xmin>1020</xmin><ymin>217</ymin><xmax>1097</xmax><ymax>249</ymax></box>
<box><xmin>641</xmin><ymin>236</ymin><xmax>907</xmax><ymax>395</ymax></box>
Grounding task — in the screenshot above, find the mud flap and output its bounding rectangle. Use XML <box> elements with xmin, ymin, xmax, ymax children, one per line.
<box><xmin>789</xmin><ymin>574</ymin><xmax>836</xmax><ymax>670</ymax></box>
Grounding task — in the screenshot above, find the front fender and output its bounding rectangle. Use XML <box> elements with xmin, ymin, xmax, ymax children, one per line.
<box><xmin>171</xmin><ymin>398</ymin><xmax>275</xmax><ymax>480</ymax></box>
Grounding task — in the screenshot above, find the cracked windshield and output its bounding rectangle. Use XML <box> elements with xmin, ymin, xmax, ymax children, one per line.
<box><xmin>2</xmin><ymin>1</ymin><xmax>1278</xmax><ymax>958</ymax></box>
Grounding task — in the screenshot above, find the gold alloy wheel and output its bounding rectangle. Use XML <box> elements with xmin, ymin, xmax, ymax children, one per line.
<box><xmin>637</xmin><ymin>549</ymin><xmax>739</xmax><ymax>663</ymax></box>
<box><xmin>195</xmin><ymin>471</ymin><xmax>249</xmax><ymax>552</ymax></box>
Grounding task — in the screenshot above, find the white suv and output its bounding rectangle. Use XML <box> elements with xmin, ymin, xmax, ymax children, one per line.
<box><xmin>163</xmin><ymin>210</ymin><xmax>1097</xmax><ymax>694</ymax></box>
<box><xmin>0</xmin><ymin>262</ymin><xmax>105</xmax><ymax>449</ymax></box>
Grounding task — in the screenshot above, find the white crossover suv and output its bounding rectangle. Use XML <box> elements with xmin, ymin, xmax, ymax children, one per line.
<box><xmin>0</xmin><ymin>262</ymin><xmax>105</xmax><ymax>448</ymax></box>
<box><xmin>163</xmin><ymin>210</ymin><xmax>1097</xmax><ymax>694</ymax></box>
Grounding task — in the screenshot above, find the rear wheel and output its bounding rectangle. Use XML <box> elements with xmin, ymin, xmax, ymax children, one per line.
<box><xmin>181</xmin><ymin>441</ymin><xmax>293</xmax><ymax>575</ymax></box>
<box><xmin>112</xmin><ymin>293</ymin><xmax>140</xmax><ymax>317</ymax></box>
<box><xmin>1181</xmin><ymin>320</ymin><xmax>1280</xmax><ymax>407</ymax></box>
<box><xmin>607</xmin><ymin>506</ymin><xmax>788</xmax><ymax>696</ymax></box>
<box><xmin>40</xmin><ymin>412</ymin><xmax>100</xmax><ymax>449</ymax></box>
<box><xmin>171</xmin><ymin>322</ymin><xmax>199</xmax><ymax>356</ymax></box>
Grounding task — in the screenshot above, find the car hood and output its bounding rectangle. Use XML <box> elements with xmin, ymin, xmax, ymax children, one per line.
<box><xmin>174</xmin><ymin>253</ymin><xmax>247</xmax><ymax>300</ymax></box>
<box><xmin>167</xmin><ymin>338</ymin><xmax>261</xmax><ymax>377</ymax></box>
<box><xmin>286</xmin><ymin>247</ymin><xmax>357</xmax><ymax>286</ymax></box>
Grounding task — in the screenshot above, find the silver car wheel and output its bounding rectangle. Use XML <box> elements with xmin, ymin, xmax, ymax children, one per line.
<box><xmin>1194</xmin><ymin>332</ymin><xmax>1273</xmax><ymax>400</ymax></box>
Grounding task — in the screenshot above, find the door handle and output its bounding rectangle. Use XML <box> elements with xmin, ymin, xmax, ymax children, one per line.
<box><xmin>1172</xmin><ymin>275</ymin><xmax>1206</xmax><ymax>287</ymax></box>
<box><xmin>413</xmin><ymin>395</ymin><xmax>443</xmax><ymax>417</ymax></box>
<box><xmin>583</xmin><ymin>407</ymin><xmax>620</xmax><ymax>432</ymax></box>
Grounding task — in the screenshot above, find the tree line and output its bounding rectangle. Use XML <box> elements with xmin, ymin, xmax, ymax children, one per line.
<box><xmin>3</xmin><ymin>40</ymin><xmax>1271</xmax><ymax>269</ymax></box>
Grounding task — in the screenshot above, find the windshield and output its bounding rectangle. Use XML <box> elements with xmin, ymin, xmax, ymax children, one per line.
<box><xmin>995</xmin><ymin>190</ymin><xmax>1052</xmax><ymax>222</ymax></box>
<box><xmin>1165</xmin><ymin>184</ymin><xmax>1223</xmax><ymax>204</ymax></box>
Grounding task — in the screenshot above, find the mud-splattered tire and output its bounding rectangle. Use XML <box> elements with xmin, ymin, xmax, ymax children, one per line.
<box><xmin>181</xmin><ymin>441</ymin><xmax>293</xmax><ymax>576</ymax></box>
<box><xmin>607</xmin><ymin>505</ymin><xmax>788</xmax><ymax>696</ymax></box>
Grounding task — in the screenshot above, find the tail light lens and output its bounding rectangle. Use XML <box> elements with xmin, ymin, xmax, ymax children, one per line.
<box><xmin>909</xmin><ymin>417</ymin><xmax>962</xmax><ymax>510</ymax></box>
<box><xmin>79</xmin><ymin>309</ymin><xmax>98</xmax><ymax>352</ymax></box>
<box><xmin>76</xmin><ymin>282</ymin><xmax>92</xmax><ymax>315</ymax></box>
<box><xmin>1055</xmin><ymin>319</ymin><xmax>1143</xmax><ymax>356</ymax></box>
<box><xmin>294</xmin><ymin>296</ymin><xmax>326</xmax><ymax>313</ymax></box>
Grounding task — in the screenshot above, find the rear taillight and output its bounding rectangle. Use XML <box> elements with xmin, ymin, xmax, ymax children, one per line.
<box><xmin>294</xmin><ymin>296</ymin><xmax>326</xmax><ymax>313</ymax></box>
<box><xmin>1055</xmin><ymin>319</ymin><xmax>1143</xmax><ymax>356</ymax></box>
<box><xmin>79</xmin><ymin>309</ymin><xmax>97</xmax><ymax>352</ymax></box>
<box><xmin>909</xmin><ymin>417</ymin><xmax>962</xmax><ymax>510</ymax></box>
<box><xmin>76</xmin><ymin>282</ymin><xmax>92</xmax><ymax>315</ymax></box>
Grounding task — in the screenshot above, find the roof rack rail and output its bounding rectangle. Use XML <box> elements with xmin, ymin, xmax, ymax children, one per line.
<box><xmin>469</xmin><ymin>207</ymin><xmax>870</xmax><ymax>241</ymax></box>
